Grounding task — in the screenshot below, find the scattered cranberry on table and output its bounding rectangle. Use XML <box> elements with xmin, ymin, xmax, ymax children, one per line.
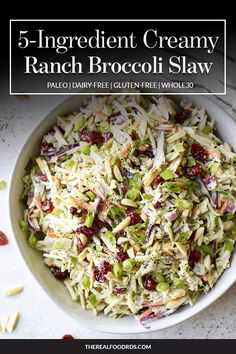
<box><xmin>62</xmin><ymin>334</ymin><xmax>75</xmax><ymax>340</ymax></box>
<box><xmin>0</xmin><ymin>231</ymin><xmax>8</xmax><ymax>246</ymax></box>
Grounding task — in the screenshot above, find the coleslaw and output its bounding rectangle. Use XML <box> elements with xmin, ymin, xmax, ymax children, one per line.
<box><xmin>20</xmin><ymin>94</ymin><xmax>236</xmax><ymax>326</ymax></box>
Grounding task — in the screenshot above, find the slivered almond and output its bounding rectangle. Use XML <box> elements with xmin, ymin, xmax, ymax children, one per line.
<box><xmin>77</xmin><ymin>248</ymin><xmax>87</xmax><ymax>261</ymax></box>
<box><xmin>140</xmin><ymin>211</ymin><xmax>148</xmax><ymax>222</ymax></box>
<box><xmin>36</xmin><ymin>157</ymin><xmax>45</xmax><ymax>174</ymax></box>
<box><xmin>152</xmin><ymin>241</ymin><xmax>160</xmax><ymax>251</ymax></box>
<box><xmin>175</xmin><ymin>242</ymin><xmax>189</xmax><ymax>257</ymax></box>
<box><xmin>112</xmin><ymin>216</ymin><xmax>131</xmax><ymax>234</ymax></box>
<box><xmin>162</xmin><ymin>242</ymin><xmax>173</xmax><ymax>255</ymax></box>
<box><xmin>166</xmin><ymin>296</ymin><xmax>187</xmax><ymax>309</ymax></box>
<box><xmin>117</xmin><ymin>237</ymin><xmax>129</xmax><ymax>245</ymax></box>
<box><xmin>194</xmin><ymin>227</ymin><xmax>204</xmax><ymax>244</ymax></box>
<box><xmin>129</xmin><ymin>239</ymin><xmax>141</xmax><ymax>252</ymax></box>
<box><xmin>0</xmin><ymin>315</ymin><xmax>9</xmax><ymax>333</ymax></box>
<box><xmin>113</xmin><ymin>165</ymin><xmax>123</xmax><ymax>182</ymax></box>
<box><xmin>121</xmin><ymin>198</ymin><xmax>138</xmax><ymax>208</ymax></box>
<box><xmin>6</xmin><ymin>312</ymin><xmax>20</xmax><ymax>333</ymax></box>
<box><xmin>204</xmin><ymin>255</ymin><xmax>211</xmax><ymax>271</ymax></box>
<box><xmin>127</xmin><ymin>247</ymin><xmax>135</xmax><ymax>259</ymax></box>
<box><xmin>143</xmin><ymin>168</ymin><xmax>160</xmax><ymax>187</ymax></box>
<box><xmin>4</xmin><ymin>286</ymin><xmax>24</xmax><ymax>297</ymax></box>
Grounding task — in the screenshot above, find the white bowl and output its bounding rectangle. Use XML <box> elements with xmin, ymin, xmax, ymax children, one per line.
<box><xmin>8</xmin><ymin>94</ymin><xmax>236</xmax><ymax>333</ymax></box>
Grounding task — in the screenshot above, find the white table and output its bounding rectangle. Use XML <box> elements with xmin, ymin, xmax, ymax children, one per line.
<box><xmin>1</xmin><ymin>79</ymin><xmax>236</xmax><ymax>339</ymax></box>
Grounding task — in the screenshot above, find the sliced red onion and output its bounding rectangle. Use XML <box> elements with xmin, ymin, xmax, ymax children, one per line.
<box><xmin>27</xmin><ymin>208</ymin><xmax>40</xmax><ymax>231</ymax></box>
<box><xmin>114</xmin><ymin>116</ymin><xmax>125</xmax><ymax>125</ymax></box>
<box><xmin>102</xmin><ymin>132</ymin><xmax>113</xmax><ymax>142</ymax></box>
<box><xmin>204</xmin><ymin>176</ymin><xmax>217</xmax><ymax>191</ymax></box>
<box><xmin>196</xmin><ymin>177</ymin><xmax>216</xmax><ymax>208</ymax></box>
<box><xmin>42</xmin><ymin>142</ymin><xmax>80</xmax><ymax>157</ymax></box>
<box><xmin>27</xmin><ymin>191</ymin><xmax>34</xmax><ymax>206</ymax></box>
<box><xmin>146</xmin><ymin>222</ymin><xmax>154</xmax><ymax>241</ymax></box>
<box><xmin>226</xmin><ymin>201</ymin><xmax>235</xmax><ymax>212</ymax></box>
<box><xmin>211</xmin><ymin>191</ymin><xmax>219</xmax><ymax>207</ymax></box>
<box><xmin>94</xmin><ymin>196</ymin><xmax>102</xmax><ymax>216</ymax></box>
<box><xmin>140</xmin><ymin>308</ymin><xmax>177</xmax><ymax>328</ymax></box>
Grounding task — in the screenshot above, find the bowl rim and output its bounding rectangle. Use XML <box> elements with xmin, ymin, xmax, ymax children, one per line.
<box><xmin>7</xmin><ymin>93</ymin><xmax>236</xmax><ymax>334</ymax></box>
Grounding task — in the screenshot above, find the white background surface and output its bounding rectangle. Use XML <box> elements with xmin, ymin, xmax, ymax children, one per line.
<box><xmin>1</xmin><ymin>83</ymin><xmax>236</xmax><ymax>339</ymax></box>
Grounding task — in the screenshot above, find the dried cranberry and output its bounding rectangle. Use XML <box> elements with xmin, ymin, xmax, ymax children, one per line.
<box><xmin>41</xmin><ymin>141</ymin><xmax>53</xmax><ymax>154</ymax></box>
<box><xmin>153</xmin><ymin>176</ymin><xmax>164</xmax><ymax>188</ymax></box>
<box><xmin>126</xmin><ymin>207</ymin><xmax>141</xmax><ymax>225</ymax></box>
<box><xmin>123</xmin><ymin>169</ymin><xmax>133</xmax><ymax>179</ymax></box>
<box><xmin>116</xmin><ymin>245</ymin><xmax>128</xmax><ymax>262</ymax></box>
<box><xmin>116</xmin><ymin>230</ymin><xmax>125</xmax><ymax>238</ymax></box>
<box><xmin>70</xmin><ymin>207</ymin><xmax>87</xmax><ymax>217</ymax></box>
<box><xmin>185</xmin><ymin>163</ymin><xmax>202</xmax><ymax>177</ymax></box>
<box><xmin>191</xmin><ymin>144</ymin><xmax>208</xmax><ymax>162</ymax></box>
<box><xmin>0</xmin><ymin>231</ymin><xmax>8</xmax><ymax>246</ymax></box>
<box><xmin>93</xmin><ymin>267</ymin><xmax>106</xmax><ymax>283</ymax></box>
<box><xmin>175</xmin><ymin>110</ymin><xmax>191</xmax><ymax>123</ymax></box>
<box><xmin>139</xmin><ymin>146</ymin><xmax>154</xmax><ymax>158</ymax></box>
<box><xmin>39</xmin><ymin>174</ymin><xmax>48</xmax><ymax>182</ymax></box>
<box><xmin>77</xmin><ymin>215</ymin><xmax>107</xmax><ymax>239</ymax></box>
<box><xmin>142</xmin><ymin>274</ymin><xmax>157</xmax><ymax>291</ymax></box>
<box><xmin>41</xmin><ymin>199</ymin><xmax>54</xmax><ymax>213</ymax></box>
<box><xmin>99</xmin><ymin>260</ymin><xmax>112</xmax><ymax>275</ymax></box>
<box><xmin>62</xmin><ymin>334</ymin><xmax>74</xmax><ymax>340</ymax></box>
<box><xmin>77</xmin><ymin>225</ymin><xmax>96</xmax><ymax>238</ymax></box>
<box><xmin>80</xmin><ymin>130</ymin><xmax>104</xmax><ymax>145</ymax></box>
<box><xmin>51</xmin><ymin>266</ymin><xmax>69</xmax><ymax>281</ymax></box>
<box><xmin>112</xmin><ymin>288</ymin><xmax>126</xmax><ymax>295</ymax></box>
<box><xmin>70</xmin><ymin>207</ymin><xmax>80</xmax><ymax>216</ymax></box>
<box><xmin>93</xmin><ymin>215</ymin><xmax>108</xmax><ymax>229</ymax></box>
<box><xmin>189</xmin><ymin>250</ymin><xmax>202</xmax><ymax>267</ymax></box>
<box><xmin>154</xmin><ymin>201</ymin><xmax>162</xmax><ymax>209</ymax></box>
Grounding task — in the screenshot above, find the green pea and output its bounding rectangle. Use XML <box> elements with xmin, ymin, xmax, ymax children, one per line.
<box><xmin>88</xmin><ymin>293</ymin><xmax>96</xmax><ymax>305</ymax></box>
<box><xmin>85</xmin><ymin>210</ymin><xmax>94</xmax><ymax>228</ymax></box>
<box><xmin>64</xmin><ymin>159</ymin><xmax>75</xmax><ymax>168</ymax></box>
<box><xmin>28</xmin><ymin>233</ymin><xmax>37</xmax><ymax>248</ymax></box>
<box><xmin>100</xmin><ymin>121</ymin><xmax>110</xmax><ymax>133</ymax></box>
<box><xmin>225</xmin><ymin>240</ymin><xmax>234</xmax><ymax>252</ymax></box>
<box><xmin>19</xmin><ymin>219</ymin><xmax>29</xmax><ymax>231</ymax></box>
<box><xmin>123</xmin><ymin>259</ymin><xmax>135</xmax><ymax>271</ymax></box>
<box><xmin>173</xmin><ymin>278</ymin><xmax>184</xmax><ymax>288</ymax></box>
<box><xmin>157</xmin><ymin>282</ymin><xmax>170</xmax><ymax>292</ymax></box>
<box><xmin>80</xmin><ymin>145</ymin><xmax>91</xmax><ymax>155</ymax></box>
<box><xmin>152</xmin><ymin>272</ymin><xmax>164</xmax><ymax>283</ymax></box>
<box><xmin>113</xmin><ymin>262</ymin><xmax>123</xmax><ymax>278</ymax></box>
<box><xmin>82</xmin><ymin>276</ymin><xmax>90</xmax><ymax>289</ymax></box>
<box><xmin>86</xmin><ymin>191</ymin><xmax>96</xmax><ymax>201</ymax></box>
<box><xmin>127</xmin><ymin>189</ymin><xmax>139</xmax><ymax>201</ymax></box>
<box><xmin>201</xmin><ymin>244</ymin><xmax>212</xmax><ymax>254</ymax></box>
